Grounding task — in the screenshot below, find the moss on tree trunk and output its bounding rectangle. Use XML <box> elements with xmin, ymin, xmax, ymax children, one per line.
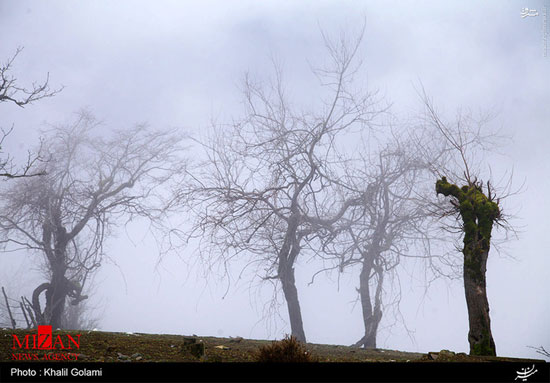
<box><xmin>436</xmin><ymin>177</ymin><xmax>499</xmax><ymax>356</ymax></box>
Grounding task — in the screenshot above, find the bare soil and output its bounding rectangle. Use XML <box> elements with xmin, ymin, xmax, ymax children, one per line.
<box><xmin>1</xmin><ymin>328</ymin><xmax>543</xmax><ymax>363</ymax></box>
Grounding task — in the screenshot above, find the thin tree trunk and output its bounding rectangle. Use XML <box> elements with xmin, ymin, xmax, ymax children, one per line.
<box><xmin>31</xmin><ymin>283</ymin><xmax>49</xmax><ymax>325</ymax></box>
<box><xmin>277</xmin><ymin>210</ymin><xmax>307</xmax><ymax>342</ymax></box>
<box><xmin>19</xmin><ymin>301</ymin><xmax>31</xmax><ymax>328</ymax></box>
<box><xmin>354</xmin><ymin>256</ymin><xmax>383</xmax><ymax>348</ymax></box>
<box><xmin>23</xmin><ymin>297</ymin><xmax>37</xmax><ymax>327</ymax></box>
<box><xmin>2</xmin><ymin>287</ymin><xmax>16</xmax><ymax>329</ymax></box>
<box><xmin>280</xmin><ymin>263</ymin><xmax>307</xmax><ymax>343</ymax></box>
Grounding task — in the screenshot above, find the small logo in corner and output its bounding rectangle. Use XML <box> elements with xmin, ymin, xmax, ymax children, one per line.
<box><xmin>11</xmin><ymin>325</ymin><xmax>81</xmax><ymax>361</ymax></box>
<box><xmin>521</xmin><ymin>8</ymin><xmax>539</xmax><ymax>18</ymax></box>
<box><xmin>515</xmin><ymin>364</ymin><xmax>538</xmax><ymax>381</ymax></box>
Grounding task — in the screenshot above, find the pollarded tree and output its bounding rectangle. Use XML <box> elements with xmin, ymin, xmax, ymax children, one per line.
<box><xmin>435</xmin><ymin>176</ymin><xmax>499</xmax><ymax>355</ymax></box>
<box><xmin>176</xmin><ymin>27</ymin><xmax>384</xmax><ymax>342</ymax></box>
<box><xmin>419</xmin><ymin>88</ymin><xmax>513</xmax><ymax>356</ymax></box>
<box><xmin>0</xmin><ymin>111</ymin><xmax>186</xmax><ymax>329</ymax></box>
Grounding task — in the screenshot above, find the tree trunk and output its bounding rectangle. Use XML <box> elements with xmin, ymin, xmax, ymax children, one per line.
<box><xmin>354</xmin><ymin>256</ymin><xmax>383</xmax><ymax>349</ymax></box>
<box><xmin>436</xmin><ymin>177</ymin><xmax>498</xmax><ymax>356</ymax></box>
<box><xmin>44</xmin><ymin>263</ymin><xmax>68</xmax><ymax>329</ymax></box>
<box><xmin>277</xmin><ymin>209</ymin><xmax>307</xmax><ymax>343</ymax></box>
<box><xmin>279</xmin><ymin>262</ymin><xmax>307</xmax><ymax>343</ymax></box>
<box><xmin>463</xmin><ymin>247</ymin><xmax>496</xmax><ymax>356</ymax></box>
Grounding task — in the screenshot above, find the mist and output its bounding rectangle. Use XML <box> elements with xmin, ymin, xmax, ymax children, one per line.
<box><xmin>0</xmin><ymin>0</ymin><xmax>548</xmax><ymax>362</ymax></box>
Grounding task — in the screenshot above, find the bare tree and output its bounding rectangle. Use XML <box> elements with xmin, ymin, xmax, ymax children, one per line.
<box><xmin>0</xmin><ymin>111</ymin><xmax>186</xmax><ymax>329</ymax></box>
<box><xmin>418</xmin><ymin>88</ymin><xmax>515</xmax><ymax>356</ymax></box>
<box><xmin>1</xmin><ymin>282</ymin><xmax>102</xmax><ymax>331</ymax></box>
<box><xmin>61</xmin><ymin>288</ymin><xmax>102</xmax><ymax>330</ymax></box>
<box><xmin>0</xmin><ymin>47</ymin><xmax>61</xmax><ymax>107</ymax></box>
<box><xmin>175</xmin><ymin>27</ymin><xmax>385</xmax><ymax>342</ymax></box>
<box><xmin>313</xmin><ymin>130</ymin><xmax>457</xmax><ymax>349</ymax></box>
<box><xmin>0</xmin><ymin>47</ymin><xmax>61</xmax><ymax>179</ymax></box>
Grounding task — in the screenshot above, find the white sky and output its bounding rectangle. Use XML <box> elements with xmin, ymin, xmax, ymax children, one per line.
<box><xmin>0</xmin><ymin>0</ymin><xmax>548</xmax><ymax>360</ymax></box>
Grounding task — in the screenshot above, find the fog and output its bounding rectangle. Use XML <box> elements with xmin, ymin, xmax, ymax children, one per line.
<box><xmin>0</xmin><ymin>0</ymin><xmax>548</xmax><ymax>361</ymax></box>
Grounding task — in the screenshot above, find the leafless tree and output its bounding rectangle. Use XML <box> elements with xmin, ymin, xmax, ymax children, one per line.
<box><xmin>0</xmin><ymin>111</ymin><xmax>186</xmax><ymax>329</ymax></box>
<box><xmin>0</xmin><ymin>47</ymin><xmax>61</xmax><ymax>179</ymax></box>
<box><xmin>0</xmin><ymin>47</ymin><xmax>61</xmax><ymax>107</ymax></box>
<box><xmin>174</xmin><ymin>27</ymin><xmax>386</xmax><ymax>342</ymax></box>
<box><xmin>1</xmin><ymin>282</ymin><xmax>102</xmax><ymax>330</ymax></box>
<box><xmin>61</xmin><ymin>285</ymin><xmax>103</xmax><ymax>330</ymax></box>
<box><xmin>311</xmin><ymin>129</ymin><xmax>458</xmax><ymax>349</ymax></box>
<box><xmin>418</xmin><ymin>87</ymin><xmax>516</xmax><ymax>356</ymax></box>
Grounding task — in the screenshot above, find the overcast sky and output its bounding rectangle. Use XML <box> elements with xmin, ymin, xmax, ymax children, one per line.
<box><xmin>1</xmin><ymin>0</ymin><xmax>548</xmax><ymax>361</ymax></box>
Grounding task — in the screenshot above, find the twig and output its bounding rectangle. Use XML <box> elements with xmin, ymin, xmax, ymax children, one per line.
<box><xmin>1</xmin><ymin>286</ymin><xmax>16</xmax><ymax>329</ymax></box>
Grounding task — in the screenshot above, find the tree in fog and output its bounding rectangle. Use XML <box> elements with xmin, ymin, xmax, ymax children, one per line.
<box><xmin>314</xmin><ymin>130</ymin><xmax>455</xmax><ymax>349</ymax></box>
<box><xmin>177</xmin><ymin>27</ymin><xmax>384</xmax><ymax>342</ymax></box>
<box><xmin>0</xmin><ymin>47</ymin><xmax>61</xmax><ymax>179</ymax></box>
<box><xmin>419</xmin><ymin>89</ymin><xmax>514</xmax><ymax>356</ymax></box>
<box><xmin>0</xmin><ymin>47</ymin><xmax>60</xmax><ymax>107</ymax></box>
<box><xmin>0</xmin><ymin>112</ymin><xmax>186</xmax><ymax>329</ymax></box>
<box><xmin>61</xmin><ymin>285</ymin><xmax>102</xmax><ymax>330</ymax></box>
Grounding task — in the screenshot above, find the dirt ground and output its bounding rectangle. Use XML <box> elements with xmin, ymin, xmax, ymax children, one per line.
<box><xmin>1</xmin><ymin>328</ymin><xmax>544</xmax><ymax>363</ymax></box>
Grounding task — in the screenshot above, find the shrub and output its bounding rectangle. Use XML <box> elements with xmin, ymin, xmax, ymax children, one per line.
<box><xmin>256</xmin><ymin>335</ymin><xmax>315</xmax><ymax>362</ymax></box>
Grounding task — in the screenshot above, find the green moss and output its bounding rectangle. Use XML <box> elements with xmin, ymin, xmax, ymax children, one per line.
<box><xmin>435</xmin><ymin>178</ymin><xmax>499</xmax><ymax>260</ymax></box>
<box><xmin>435</xmin><ymin>177</ymin><xmax>462</xmax><ymax>198</ymax></box>
<box><xmin>471</xmin><ymin>342</ymin><xmax>492</xmax><ymax>356</ymax></box>
<box><xmin>436</xmin><ymin>177</ymin><xmax>499</xmax><ymax>356</ymax></box>
<box><xmin>470</xmin><ymin>329</ymin><xmax>496</xmax><ymax>356</ymax></box>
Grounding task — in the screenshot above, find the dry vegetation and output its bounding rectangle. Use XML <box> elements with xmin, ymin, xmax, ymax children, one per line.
<box><xmin>256</xmin><ymin>335</ymin><xmax>315</xmax><ymax>362</ymax></box>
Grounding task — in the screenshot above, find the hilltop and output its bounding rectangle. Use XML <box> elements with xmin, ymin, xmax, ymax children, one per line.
<box><xmin>1</xmin><ymin>328</ymin><xmax>543</xmax><ymax>363</ymax></box>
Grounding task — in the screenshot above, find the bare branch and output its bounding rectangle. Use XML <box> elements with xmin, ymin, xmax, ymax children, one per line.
<box><xmin>0</xmin><ymin>47</ymin><xmax>63</xmax><ymax>108</ymax></box>
<box><xmin>0</xmin><ymin>111</ymin><xmax>187</xmax><ymax>328</ymax></box>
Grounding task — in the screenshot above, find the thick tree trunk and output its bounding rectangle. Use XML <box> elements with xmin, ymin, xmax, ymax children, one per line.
<box><xmin>280</xmin><ymin>263</ymin><xmax>306</xmax><ymax>343</ymax></box>
<box><xmin>463</xmin><ymin>247</ymin><xmax>496</xmax><ymax>356</ymax></box>
<box><xmin>44</xmin><ymin>266</ymin><xmax>68</xmax><ymax>329</ymax></box>
<box><xmin>436</xmin><ymin>177</ymin><xmax>498</xmax><ymax>356</ymax></box>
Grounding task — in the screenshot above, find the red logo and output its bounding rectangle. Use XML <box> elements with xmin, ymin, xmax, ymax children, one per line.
<box><xmin>11</xmin><ymin>326</ymin><xmax>81</xmax><ymax>361</ymax></box>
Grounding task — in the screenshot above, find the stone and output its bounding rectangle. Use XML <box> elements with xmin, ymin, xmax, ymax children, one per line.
<box><xmin>439</xmin><ymin>349</ymin><xmax>456</xmax><ymax>357</ymax></box>
<box><xmin>117</xmin><ymin>353</ymin><xmax>129</xmax><ymax>360</ymax></box>
<box><xmin>188</xmin><ymin>342</ymin><xmax>205</xmax><ymax>358</ymax></box>
<box><xmin>427</xmin><ymin>352</ymin><xmax>439</xmax><ymax>360</ymax></box>
<box><xmin>215</xmin><ymin>345</ymin><xmax>229</xmax><ymax>350</ymax></box>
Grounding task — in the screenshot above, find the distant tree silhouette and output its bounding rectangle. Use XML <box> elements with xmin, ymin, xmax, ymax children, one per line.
<box><xmin>174</xmin><ymin>25</ymin><xmax>388</xmax><ymax>342</ymax></box>
<box><xmin>0</xmin><ymin>111</ymin><xmax>186</xmax><ymax>329</ymax></box>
